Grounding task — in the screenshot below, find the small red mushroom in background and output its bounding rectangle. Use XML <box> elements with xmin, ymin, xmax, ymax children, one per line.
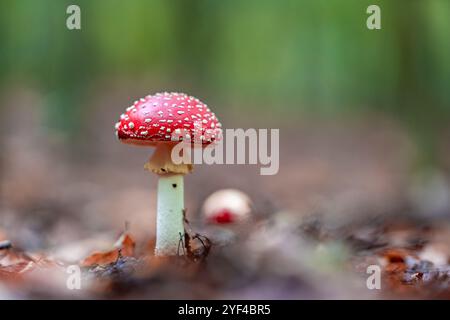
<box><xmin>115</xmin><ymin>92</ymin><xmax>222</xmax><ymax>256</ymax></box>
<box><xmin>202</xmin><ymin>189</ymin><xmax>253</xmax><ymax>225</ymax></box>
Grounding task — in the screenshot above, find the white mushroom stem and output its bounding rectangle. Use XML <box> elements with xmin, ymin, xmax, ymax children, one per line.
<box><xmin>155</xmin><ymin>174</ymin><xmax>185</xmax><ymax>256</ymax></box>
<box><xmin>144</xmin><ymin>143</ymin><xmax>192</xmax><ymax>256</ymax></box>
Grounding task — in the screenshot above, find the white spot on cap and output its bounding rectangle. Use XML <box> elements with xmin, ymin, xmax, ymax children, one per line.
<box><xmin>128</xmin><ymin>122</ymin><xmax>135</xmax><ymax>129</ymax></box>
<box><xmin>177</xmin><ymin>111</ymin><xmax>185</xmax><ymax>115</ymax></box>
<box><xmin>145</xmin><ymin>118</ymin><xmax>152</xmax><ymax>123</ymax></box>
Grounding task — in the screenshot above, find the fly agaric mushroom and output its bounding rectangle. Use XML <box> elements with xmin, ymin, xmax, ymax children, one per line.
<box><xmin>115</xmin><ymin>92</ymin><xmax>222</xmax><ymax>256</ymax></box>
<box><xmin>202</xmin><ymin>189</ymin><xmax>253</xmax><ymax>224</ymax></box>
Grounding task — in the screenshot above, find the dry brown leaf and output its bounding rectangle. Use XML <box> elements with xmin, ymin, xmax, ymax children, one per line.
<box><xmin>0</xmin><ymin>247</ymin><xmax>40</xmax><ymax>282</ymax></box>
<box><xmin>380</xmin><ymin>248</ymin><xmax>415</xmax><ymax>263</ymax></box>
<box><xmin>80</xmin><ymin>249</ymin><xmax>120</xmax><ymax>267</ymax></box>
<box><xmin>114</xmin><ymin>233</ymin><xmax>135</xmax><ymax>257</ymax></box>
<box><xmin>0</xmin><ymin>261</ymin><xmax>34</xmax><ymax>278</ymax></box>
<box><xmin>80</xmin><ymin>232</ymin><xmax>136</xmax><ymax>267</ymax></box>
<box><xmin>0</xmin><ymin>248</ymin><xmax>32</xmax><ymax>266</ymax></box>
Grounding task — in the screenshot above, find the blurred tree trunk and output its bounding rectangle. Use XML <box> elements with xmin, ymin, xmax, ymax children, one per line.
<box><xmin>393</xmin><ymin>0</ymin><xmax>442</xmax><ymax>170</ymax></box>
<box><xmin>170</xmin><ymin>0</ymin><xmax>220</xmax><ymax>92</ymax></box>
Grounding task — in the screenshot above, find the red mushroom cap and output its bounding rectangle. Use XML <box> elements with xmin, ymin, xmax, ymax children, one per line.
<box><xmin>202</xmin><ymin>189</ymin><xmax>253</xmax><ymax>225</ymax></box>
<box><xmin>210</xmin><ymin>210</ymin><xmax>235</xmax><ymax>224</ymax></box>
<box><xmin>115</xmin><ymin>92</ymin><xmax>222</xmax><ymax>146</ymax></box>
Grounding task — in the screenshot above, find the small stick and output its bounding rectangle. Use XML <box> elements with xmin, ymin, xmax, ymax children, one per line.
<box><xmin>177</xmin><ymin>232</ymin><xmax>186</xmax><ymax>256</ymax></box>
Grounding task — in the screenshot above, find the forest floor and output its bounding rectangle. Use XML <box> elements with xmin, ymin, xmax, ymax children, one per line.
<box><xmin>2</xmin><ymin>211</ymin><xmax>450</xmax><ymax>299</ymax></box>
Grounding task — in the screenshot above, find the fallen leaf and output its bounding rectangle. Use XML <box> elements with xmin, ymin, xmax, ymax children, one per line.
<box><xmin>80</xmin><ymin>250</ymin><xmax>119</xmax><ymax>267</ymax></box>
<box><xmin>80</xmin><ymin>232</ymin><xmax>136</xmax><ymax>267</ymax></box>
<box><xmin>0</xmin><ymin>247</ymin><xmax>42</xmax><ymax>281</ymax></box>
<box><xmin>114</xmin><ymin>233</ymin><xmax>135</xmax><ymax>257</ymax></box>
<box><xmin>380</xmin><ymin>248</ymin><xmax>414</xmax><ymax>264</ymax></box>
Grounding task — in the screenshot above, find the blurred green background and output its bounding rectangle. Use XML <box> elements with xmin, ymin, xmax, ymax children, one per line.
<box><xmin>0</xmin><ymin>0</ymin><xmax>449</xmax><ymax>167</ymax></box>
